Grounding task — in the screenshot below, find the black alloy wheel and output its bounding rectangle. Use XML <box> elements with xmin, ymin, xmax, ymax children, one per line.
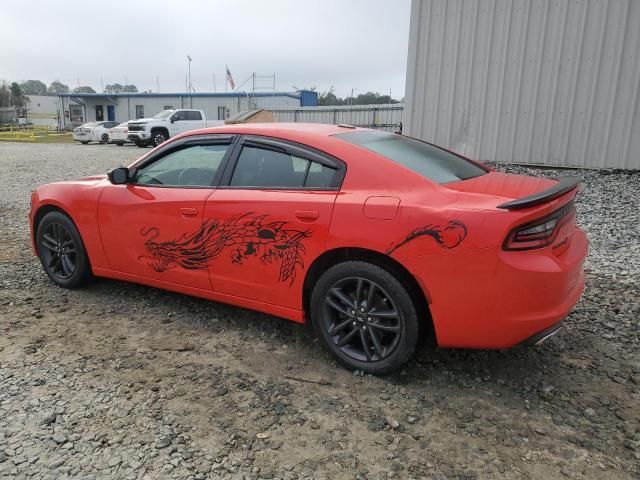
<box><xmin>101</xmin><ymin>133</ymin><xmax>109</xmax><ymax>144</ymax></box>
<box><xmin>152</xmin><ymin>131</ymin><xmax>167</xmax><ymax>147</ymax></box>
<box><xmin>36</xmin><ymin>211</ymin><xmax>92</xmax><ymax>288</ymax></box>
<box><xmin>311</xmin><ymin>261</ymin><xmax>419</xmax><ymax>374</ymax></box>
<box><xmin>323</xmin><ymin>277</ymin><xmax>402</xmax><ymax>362</ymax></box>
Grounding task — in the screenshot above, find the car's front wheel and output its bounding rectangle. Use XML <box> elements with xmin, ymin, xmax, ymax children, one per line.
<box><xmin>100</xmin><ymin>133</ymin><xmax>109</xmax><ymax>144</ymax></box>
<box><xmin>152</xmin><ymin>130</ymin><xmax>167</xmax><ymax>147</ymax></box>
<box><xmin>310</xmin><ymin>261</ymin><xmax>419</xmax><ymax>375</ymax></box>
<box><xmin>36</xmin><ymin>211</ymin><xmax>92</xmax><ymax>289</ymax></box>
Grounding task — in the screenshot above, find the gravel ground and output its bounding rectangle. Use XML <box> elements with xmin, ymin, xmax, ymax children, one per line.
<box><xmin>0</xmin><ymin>142</ymin><xmax>638</xmax><ymax>480</ymax></box>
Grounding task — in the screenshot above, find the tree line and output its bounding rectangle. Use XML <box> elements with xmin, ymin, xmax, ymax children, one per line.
<box><xmin>0</xmin><ymin>79</ymin><xmax>140</xmax><ymax>104</ymax></box>
<box><xmin>2</xmin><ymin>80</ymin><xmax>401</xmax><ymax>107</ymax></box>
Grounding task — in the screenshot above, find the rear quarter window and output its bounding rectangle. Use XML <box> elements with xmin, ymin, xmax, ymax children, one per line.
<box><xmin>336</xmin><ymin>131</ymin><xmax>488</xmax><ymax>184</ymax></box>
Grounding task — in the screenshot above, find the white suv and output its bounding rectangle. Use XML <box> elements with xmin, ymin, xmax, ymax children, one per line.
<box><xmin>126</xmin><ymin>109</ymin><xmax>207</xmax><ymax>147</ymax></box>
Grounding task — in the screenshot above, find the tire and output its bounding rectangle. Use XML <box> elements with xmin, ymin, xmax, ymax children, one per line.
<box><xmin>310</xmin><ymin>261</ymin><xmax>419</xmax><ymax>375</ymax></box>
<box><xmin>36</xmin><ymin>211</ymin><xmax>92</xmax><ymax>289</ymax></box>
<box><xmin>100</xmin><ymin>133</ymin><xmax>109</xmax><ymax>144</ymax></box>
<box><xmin>116</xmin><ymin>142</ymin><xmax>124</xmax><ymax>146</ymax></box>
<box><xmin>135</xmin><ymin>141</ymin><xmax>147</xmax><ymax>148</ymax></box>
<box><xmin>151</xmin><ymin>130</ymin><xmax>168</xmax><ymax>147</ymax></box>
<box><xmin>81</xmin><ymin>141</ymin><xmax>89</xmax><ymax>145</ymax></box>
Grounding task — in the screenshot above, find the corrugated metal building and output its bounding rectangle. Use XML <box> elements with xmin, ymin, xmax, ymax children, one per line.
<box><xmin>405</xmin><ymin>0</ymin><xmax>640</xmax><ymax>169</ymax></box>
<box><xmin>272</xmin><ymin>104</ymin><xmax>404</xmax><ymax>132</ymax></box>
<box><xmin>58</xmin><ymin>91</ymin><xmax>317</xmax><ymax>129</ymax></box>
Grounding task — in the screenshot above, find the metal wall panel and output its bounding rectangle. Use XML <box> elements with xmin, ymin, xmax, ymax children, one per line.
<box><xmin>405</xmin><ymin>0</ymin><xmax>640</xmax><ymax>169</ymax></box>
<box><xmin>271</xmin><ymin>104</ymin><xmax>404</xmax><ymax>132</ymax></box>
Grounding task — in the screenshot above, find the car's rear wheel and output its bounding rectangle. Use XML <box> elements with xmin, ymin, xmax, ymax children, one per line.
<box><xmin>81</xmin><ymin>141</ymin><xmax>89</xmax><ymax>145</ymax></box>
<box><xmin>310</xmin><ymin>261</ymin><xmax>419</xmax><ymax>375</ymax></box>
<box><xmin>116</xmin><ymin>142</ymin><xmax>124</xmax><ymax>146</ymax></box>
<box><xmin>100</xmin><ymin>133</ymin><xmax>109</xmax><ymax>144</ymax></box>
<box><xmin>36</xmin><ymin>211</ymin><xmax>92</xmax><ymax>289</ymax></box>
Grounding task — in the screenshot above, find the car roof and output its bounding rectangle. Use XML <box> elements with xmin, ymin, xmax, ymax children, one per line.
<box><xmin>185</xmin><ymin>122</ymin><xmax>368</xmax><ymax>138</ymax></box>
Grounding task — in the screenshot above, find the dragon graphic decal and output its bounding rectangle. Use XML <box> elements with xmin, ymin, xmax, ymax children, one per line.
<box><xmin>139</xmin><ymin>213</ymin><xmax>311</xmax><ymax>285</ymax></box>
<box><xmin>386</xmin><ymin>220</ymin><xmax>468</xmax><ymax>255</ymax></box>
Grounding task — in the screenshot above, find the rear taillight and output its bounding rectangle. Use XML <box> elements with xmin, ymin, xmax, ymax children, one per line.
<box><xmin>503</xmin><ymin>201</ymin><xmax>575</xmax><ymax>251</ymax></box>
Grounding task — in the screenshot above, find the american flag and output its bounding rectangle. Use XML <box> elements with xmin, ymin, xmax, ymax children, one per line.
<box><xmin>226</xmin><ymin>66</ymin><xmax>235</xmax><ymax>90</ymax></box>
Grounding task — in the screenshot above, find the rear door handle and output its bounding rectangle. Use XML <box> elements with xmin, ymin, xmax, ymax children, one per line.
<box><xmin>180</xmin><ymin>207</ymin><xmax>198</xmax><ymax>217</ymax></box>
<box><xmin>295</xmin><ymin>210</ymin><xmax>319</xmax><ymax>221</ymax></box>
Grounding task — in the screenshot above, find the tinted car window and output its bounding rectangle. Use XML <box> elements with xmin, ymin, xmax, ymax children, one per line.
<box><xmin>231</xmin><ymin>146</ymin><xmax>305</xmax><ymax>188</ymax></box>
<box><xmin>135</xmin><ymin>144</ymin><xmax>228</xmax><ymax>187</ymax></box>
<box><xmin>230</xmin><ymin>146</ymin><xmax>337</xmax><ymax>189</ymax></box>
<box><xmin>305</xmin><ymin>161</ymin><xmax>336</xmax><ymax>188</ymax></box>
<box><xmin>336</xmin><ymin>131</ymin><xmax>487</xmax><ymax>184</ymax></box>
<box><xmin>185</xmin><ymin>111</ymin><xmax>202</xmax><ymax>121</ymax></box>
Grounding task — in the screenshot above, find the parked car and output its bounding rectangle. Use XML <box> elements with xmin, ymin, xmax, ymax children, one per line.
<box><xmin>108</xmin><ymin>122</ymin><xmax>131</xmax><ymax>146</ymax></box>
<box><xmin>29</xmin><ymin>124</ymin><xmax>588</xmax><ymax>374</ymax></box>
<box><xmin>72</xmin><ymin>121</ymin><xmax>120</xmax><ymax>144</ymax></box>
<box><xmin>127</xmin><ymin>109</ymin><xmax>207</xmax><ymax>148</ymax></box>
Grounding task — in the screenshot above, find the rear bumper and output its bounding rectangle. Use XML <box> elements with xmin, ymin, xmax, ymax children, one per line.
<box><xmin>404</xmin><ymin>226</ymin><xmax>588</xmax><ymax>349</ymax></box>
<box><xmin>109</xmin><ymin>136</ymin><xmax>131</xmax><ymax>143</ymax></box>
<box><xmin>518</xmin><ymin>320</ymin><xmax>563</xmax><ymax>346</ymax></box>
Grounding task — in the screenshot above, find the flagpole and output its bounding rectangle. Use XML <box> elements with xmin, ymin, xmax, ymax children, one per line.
<box><xmin>225</xmin><ymin>65</ymin><xmax>228</xmax><ymax>93</ymax></box>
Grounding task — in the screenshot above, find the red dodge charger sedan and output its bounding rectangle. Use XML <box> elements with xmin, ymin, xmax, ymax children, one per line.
<box><xmin>29</xmin><ymin>123</ymin><xmax>588</xmax><ymax>373</ymax></box>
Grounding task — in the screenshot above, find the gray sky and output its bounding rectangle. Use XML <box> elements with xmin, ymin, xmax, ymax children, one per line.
<box><xmin>0</xmin><ymin>0</ymin><xmax>410</xmax><ymax>98</ymax></box>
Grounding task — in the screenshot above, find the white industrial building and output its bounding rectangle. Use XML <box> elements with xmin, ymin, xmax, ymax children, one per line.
<box><xmin>405</xmin><ymin>0</ymin><xmax>640</xmax><ymax>169</ymax></box>
<box><xmin>43</xmin><ymin>90</ymin><xmax>318</xmax><ymax>130</ymax></box>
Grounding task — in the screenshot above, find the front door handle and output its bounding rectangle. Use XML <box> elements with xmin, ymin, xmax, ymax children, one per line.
<box><xmin>180</xmin><ymin>207</ymin><xmax>198</xmax><ymax>217</ymax></box>
<box><xmin>295</xmin><ymin>210</ymin><xmax>319</xmax><ymax>221</ymax></box>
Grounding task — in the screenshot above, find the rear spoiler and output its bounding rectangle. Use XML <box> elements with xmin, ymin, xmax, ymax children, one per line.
<box><xmin>497</xmin><ymin>176</ymin><xmax>581</xmax><ymax>210</ymax></box>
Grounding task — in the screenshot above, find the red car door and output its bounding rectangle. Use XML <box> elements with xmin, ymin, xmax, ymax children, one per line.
<box><xmin>97</xmin><ymin>136</ymin><xmax>235</xmax><ymax>290</ymax></box>
<box><xmin>203</xmin><ymin>136</ymin><xmax>345</xmax><ymax>310</ymax></box>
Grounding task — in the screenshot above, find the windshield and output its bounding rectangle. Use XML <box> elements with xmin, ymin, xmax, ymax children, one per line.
<box><xmin>152</xmin><ymin>110</ymin><xmax>174</xmax><ymax>119</ymax></box>
<box><xmin>336</xmin><ymin>131</ymin><xmax>488</xmax><ymax>184</ymax></box>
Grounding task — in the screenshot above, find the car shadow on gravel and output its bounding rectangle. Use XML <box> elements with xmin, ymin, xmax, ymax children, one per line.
<box><xmin>77</xmin><ymin>275</ymin><xmax>587</xmax><ymax>386</ymax></box>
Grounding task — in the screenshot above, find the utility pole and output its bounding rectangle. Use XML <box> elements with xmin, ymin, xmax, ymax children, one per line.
<box><xmin>187</xmin><ymin>55</ymin><xmax>193</xmax><ymax>107</ymax></box>
<box><xmin>156</xmin><ymin>76</ymin><xmax>159</xmax><ymax>93</ymax></box>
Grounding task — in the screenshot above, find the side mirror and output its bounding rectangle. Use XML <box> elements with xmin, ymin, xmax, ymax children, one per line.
<box><xmin>107</xmin><ymin>167</ymin><xmax>130</xmax><ymax>185</ymax></box>
<box><xmin>170</xmin><ymin>116</ymin><xmax>176</xmax><ymax>123</ymax></box>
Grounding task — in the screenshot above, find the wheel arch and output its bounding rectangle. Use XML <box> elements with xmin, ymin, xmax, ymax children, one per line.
<box><xmin>303</xmin><ymin>247</ymin><xmax>436</xmax><ymax>345</ymax></box>
<box><xmin>32</xmin><ymin>204</ymin><xmax>77</xmax><ymax>254</ymax></box>
<box><xmin>150</xmin><ymin>126</ymin><xmax>169</xmax><ymax>136</ymax></box>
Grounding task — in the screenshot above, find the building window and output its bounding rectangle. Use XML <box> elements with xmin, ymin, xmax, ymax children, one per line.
<box><xmin>135</xmin><ymin>105</ymin><xmax>144</xmax><ymax>119</ymax></box>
